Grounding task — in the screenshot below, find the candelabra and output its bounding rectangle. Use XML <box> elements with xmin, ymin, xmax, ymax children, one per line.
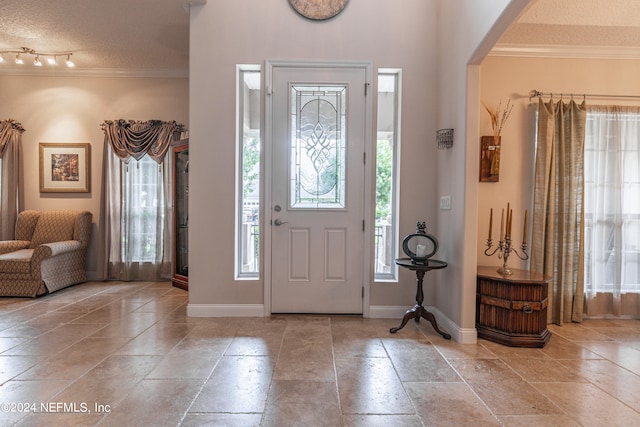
<box><xmin>484</xmin><ymin>204</ymin><xmax>529</xmax><ymax>275</ymax></box>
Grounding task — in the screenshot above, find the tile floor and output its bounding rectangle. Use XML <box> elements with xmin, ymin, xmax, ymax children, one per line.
<box><xmin>0</xmin><ymin>281</ymin><xmax>639</xmax><ymax>426</ymax></box>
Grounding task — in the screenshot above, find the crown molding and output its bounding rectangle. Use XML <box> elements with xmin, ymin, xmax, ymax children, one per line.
<box><xmin>489</xmin><ymin>43</ymin><xmax>640</xmax><ymax>60</ymax></box>
<box><xmin>0</xmin><ymin>67</ymin><xmax>188</xmax><ymax>78</ymax></box>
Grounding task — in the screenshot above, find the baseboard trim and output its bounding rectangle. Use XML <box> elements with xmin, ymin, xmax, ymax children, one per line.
<box><xmin>186</xmin><ymin>303</ymin><xmax>477</xmax><ymax>343</ymax></box>
<box><xmin>369</xmin><ymin>305</ymin><xmax>477</xmax><ymax>344</ymax></box>
<box><xmin>187</xmin><ymin>304</ymin><xmax>264</xmax><ymax>317</ymax></box>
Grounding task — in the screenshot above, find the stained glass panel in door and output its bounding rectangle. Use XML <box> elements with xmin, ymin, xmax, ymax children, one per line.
<box><xmin>290</xmin><ymin>85</ymin><xmax>346</xmax><ymax>209</ymax></box>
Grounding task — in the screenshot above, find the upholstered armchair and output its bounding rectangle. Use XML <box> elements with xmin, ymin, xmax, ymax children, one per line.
<box><xmin>0</xmin><ymin>210</ymin><xmax>92</xmax><ymax>297</ymax></box>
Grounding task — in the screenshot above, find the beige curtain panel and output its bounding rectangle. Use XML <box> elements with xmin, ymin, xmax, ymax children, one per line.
<box><xmin>531</xmin><ymin>98</ymin><xmax>587</xmax><ymax>324</ymax></box>
<box><xmin>101</xmin><ymin>119</ymin><xmax>183</xmax><ymax>163</ymax></box>
<box><xmin>0</xmin><ymin>119</ymin><xmax>25</xmax><ymax>240</ymax></box>
<box><xmin>97</xmin><ymin>119</ymin><xmax>181</xmax><ymax>281</ymax></box>
<box><xmin>583</xmin><ymin>105</ymin><xmax>640</xmax><ymax>318</ymax></box>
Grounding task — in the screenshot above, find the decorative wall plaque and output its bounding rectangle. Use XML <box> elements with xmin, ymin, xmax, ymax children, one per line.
<box><xmin>288</xmin><ymin>0</ymin><xmax>349</xmax><ymax>20</ymax></box>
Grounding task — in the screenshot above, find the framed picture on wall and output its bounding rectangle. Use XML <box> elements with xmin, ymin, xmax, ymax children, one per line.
<box><xmin>39</xmin><ymin>143</ymin><xmax>91</xmax><ymax>193</ymax></box>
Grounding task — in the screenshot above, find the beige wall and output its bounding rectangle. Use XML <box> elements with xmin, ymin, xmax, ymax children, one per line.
<box><xmin>188</xmin><ymin>0</ymin><xmax>522</xmax><ymax>341</ymax></box>
<box><xmin>0</xmin><ymin>74</ymin><xmax>188</xmax><ymax>277</ymax></box>
<box><xmin>189</xmin><ymin>0</ymin><xmax>441</xmax><ymax>309</ymax></box>
<box><xmin>478</xmin><ymin>55</ymin><xmax>640</xmax><ymax>273</ymax></box>
<box><xmin>434</xmin><ymin>0</ymin><xmax>526</xmax><ymax>339</ymax></box>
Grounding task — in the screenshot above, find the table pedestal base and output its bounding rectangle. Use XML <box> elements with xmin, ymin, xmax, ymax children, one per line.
<box><xmin>390</xmin><ymin>259</ymin><xmax>452</xmax><ymax>340</ymax></box>
<box><xmin>389</xmin><ymin>303</ymin><xmax>451</xmax><ymax>339</ymax></box>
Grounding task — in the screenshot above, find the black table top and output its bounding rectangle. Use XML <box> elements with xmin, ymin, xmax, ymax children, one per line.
<box><xmin>395</xmin><ymin>258</ymin><xmax>447</xmax><ymax>271</ymax></box>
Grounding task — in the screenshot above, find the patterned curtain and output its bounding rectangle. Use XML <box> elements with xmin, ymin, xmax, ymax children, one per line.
<box><xmin>531</xmin><ymin>98</ymin><xmax>587</xmax><ymax>324</ymax></box>
<box><xmin>0</xmin><ymin>119</ymin><xmax>25</xmax><ymax>240</ymax></box>
<box><xmin>97</xmin><ymin>120</ymin><xmax>183</xmax><ymax>281</ymax></box>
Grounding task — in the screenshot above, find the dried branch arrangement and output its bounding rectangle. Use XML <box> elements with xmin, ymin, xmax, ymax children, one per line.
<box><xmin>483</xmin><ymin>99</ymin><xmax>513</xmax><ymax>141</ymax></box>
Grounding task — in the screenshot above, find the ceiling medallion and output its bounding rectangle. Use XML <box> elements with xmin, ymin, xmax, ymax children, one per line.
<box><xmin>288</xmin><ymin>0</ymin><xmax>349</xmax><ymax>21</ymax></box>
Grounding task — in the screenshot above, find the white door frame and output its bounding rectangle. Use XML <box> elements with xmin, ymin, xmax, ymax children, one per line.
<box><xmin>263</xmin><ymin>59</ymin><xmax>374</xmax><ymax>317</ymax></box>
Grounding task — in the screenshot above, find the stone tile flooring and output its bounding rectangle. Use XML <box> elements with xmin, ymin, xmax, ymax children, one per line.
<box><xmin>0</xmin><ymin>281</ymin><xmax>638</xmax><ymax>426</ymax></box>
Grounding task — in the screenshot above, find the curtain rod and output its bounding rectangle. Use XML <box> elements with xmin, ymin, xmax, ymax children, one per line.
<box><xmin>529</xmin><ymin>89</ymin><xmax>640</xmax><ymax>101</ymax></box>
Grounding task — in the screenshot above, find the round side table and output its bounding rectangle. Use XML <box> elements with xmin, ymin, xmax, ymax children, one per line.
<box><xmin>390</xmin><ymin>258</ymin><xmax>451</xmax><ymax>339</ymax></box>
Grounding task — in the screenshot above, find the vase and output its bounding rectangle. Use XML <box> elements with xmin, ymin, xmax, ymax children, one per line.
<box><xmin>479</xmin><ymin>136</ymin><xmax>501</xmax><ymax>182</ymax></box>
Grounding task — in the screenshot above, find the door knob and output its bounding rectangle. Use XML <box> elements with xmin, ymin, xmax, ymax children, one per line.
<box><xmin>274</xmin><ymin>218</ymin><xmax>288</xmax><ymax>226</ymax></box>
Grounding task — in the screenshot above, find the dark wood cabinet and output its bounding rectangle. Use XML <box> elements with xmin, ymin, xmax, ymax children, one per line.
<box><xmin>171</xmin><ymin>139</ymin><xmax>188</xmax><ymax>290</ymax></box>
<box><xmin>476</xmin><ymin>266</ymin><xmax>552</xmax><ymax>347</ymax></box>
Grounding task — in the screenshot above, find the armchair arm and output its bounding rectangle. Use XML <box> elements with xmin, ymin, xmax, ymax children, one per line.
<box><xmin>30</xmin><ymin>241</ymin><xmax>83</xmax><ymax>280</ymax></box>
<box><xmin>0</xmin><ymin>240</ymin><xmax>31</xmax><ymax>255</ymax></box>
<box><xmin>36</xmin><ymin>240</ymin><xmax>83</xmax><ymax>257</ymax></box>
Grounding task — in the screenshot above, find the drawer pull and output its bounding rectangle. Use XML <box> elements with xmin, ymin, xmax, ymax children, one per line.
<box><xmin>523</xmin><ymin>304</ymin><xmax>533</xmax><ymax>314</ymax></box>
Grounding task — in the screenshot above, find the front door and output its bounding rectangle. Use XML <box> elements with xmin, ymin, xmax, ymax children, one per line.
<box><xmin>270</xmin><ymin>64</ymin><xmax>367</xmax><ymax>313</ymax></box>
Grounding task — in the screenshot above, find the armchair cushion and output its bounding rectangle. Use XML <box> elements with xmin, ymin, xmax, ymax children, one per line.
<box><xmin>0</xmin><ymin>240</ymin><xmax>30</xmax><ymax>255</ymax></box>
<box><xmin>15</xmin><ymin>210</ymin><xmax>40</xmax><ymax>241</ymax></box>
<box><xmin>0</xmin><ymin>249</ymin><xmax>34</xmax><ymax>274</ymax></box>
<box><xmin>29</xmin><ymin>211</ymin><xmax>77</xmax><ymax>248</ymax></box>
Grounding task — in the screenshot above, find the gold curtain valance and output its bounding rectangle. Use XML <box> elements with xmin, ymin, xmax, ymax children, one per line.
<box><xmin>0</xmin><ymin>119</ymin><xmax>25</xmax><ymax>158</ymax></box>
<box><xmin>101</xmin><ymin>119</ymin><xmax>183</xmax><ymax>164</ymax></box>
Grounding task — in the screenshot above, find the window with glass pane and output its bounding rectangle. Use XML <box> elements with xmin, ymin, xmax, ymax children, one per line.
<box><xmin>290</xmin><ymin>85</ymin><xmax>346</xmax><ymax>209</ymax></box>
<box><xmin>375</xmin><ymin>71</ymin><xmax>400</xmax><ymax>281</ymax></box>
<box><xmin>236</xmin><ymin>66</ymin><xmax>261</xmax><ymax>278</ymax></box>
<box><xmin>122</xmin><ymin>155</ymin><xmax>164</xmax><ymax>262</ymax></box>
<box><xmin>584</xmin><ymin>108</ymin><xmax>640</xmax><ymax>294</ymax></box>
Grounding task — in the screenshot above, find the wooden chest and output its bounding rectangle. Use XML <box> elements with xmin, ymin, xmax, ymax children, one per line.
<box><xmin>476</xmin><ymin>266</ymin><xmax>552</xmax><ymax>348</ymax></box>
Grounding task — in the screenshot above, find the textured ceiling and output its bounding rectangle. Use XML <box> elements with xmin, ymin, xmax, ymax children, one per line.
<box><xmin>499</xmin><ymin>0</ymin><xmax>640</xmax><ymax>48</ymax></box>
<box><xmin>0</xmin><ymin>1</ymin><xmax>637</xmax><ymax>76</ymax></box>
<box><xmin>0</xmin><ymin>0</ymin><xmax>190</xmax><ymax>74</ymax></box>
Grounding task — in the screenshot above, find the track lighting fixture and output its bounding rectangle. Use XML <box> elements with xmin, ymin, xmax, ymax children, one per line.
<box><xmin>0</xmin><ymin>47</ymin><xmax>74</xmax><ymax>68</ymax></box>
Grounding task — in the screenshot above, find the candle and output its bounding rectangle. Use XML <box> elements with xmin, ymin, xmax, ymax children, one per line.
<box><xmin>506</xmin><ymin>203</ymin><xmax>510</xmax><ymax>237</ymax></box>
<box><xmin>500</xmin><ymin>208</ymin><xmax>504</xmax><ymax>241</ymax></box>
<box><xmin>523</xmin><ymin>209</ymin><xmax>528</xmax><ymax>243</ymax></box>
<box><xmin>488</xmin><ymin>208</ymin><xmax>493</xmax><ymax>240</ymax></box>
<box><xmin>416</xmin><ymin>244</ymin><xmax>426</xmax><ymax>257</ymax></box>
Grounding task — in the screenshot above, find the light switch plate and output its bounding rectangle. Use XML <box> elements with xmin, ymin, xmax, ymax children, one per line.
<box><xmin>440</xmin><ymin>196</ymin><xmax>451</xmax><ymax>210</ymax></box>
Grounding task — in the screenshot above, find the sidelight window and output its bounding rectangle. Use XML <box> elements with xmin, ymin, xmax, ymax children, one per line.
<box><xmin>236</xmin><ymin>66</ymin><xmax>261</xmax><ymax>278</ymax></box>
<box><xmin>375</xmin><ymin>70</ymin><xmax>401</xmax><ymax>281</ymax></box>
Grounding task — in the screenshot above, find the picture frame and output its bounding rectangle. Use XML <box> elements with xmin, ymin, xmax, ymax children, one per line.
<box><xmin>39</xmin><ymin>143</ymin><xmax>91</xmax><ymax>193</ymax></box>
